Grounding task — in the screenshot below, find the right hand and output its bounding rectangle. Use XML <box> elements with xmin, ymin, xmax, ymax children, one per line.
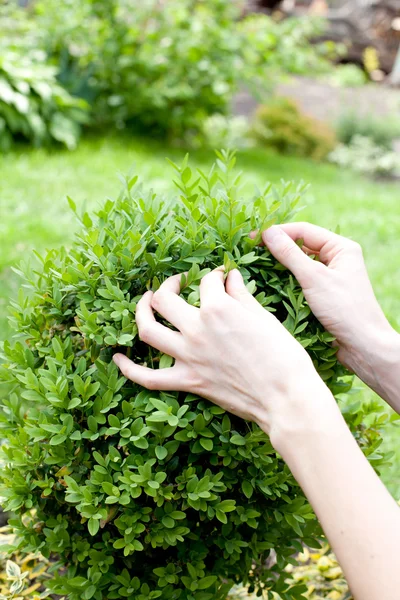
<box><xmin>261</xmin><ymin>223</ymin><xmax>399</xmax><ymax>400</ymax></box>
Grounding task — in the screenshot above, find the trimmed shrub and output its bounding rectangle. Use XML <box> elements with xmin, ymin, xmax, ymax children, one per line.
<box><xmin>336</xmin><ymin>111</ymin><xmax>400</xmax><ymax>150</ymax></box>
<box><xmin>326</xmin><ymin>64</ymin><xmax>368</xmax><ymax>88</ymax></box>
<box><xmin>251</xmin><ymin>98</ymin><xmax>336</xmax><ymax>161</ymax></box>
<box><xmin>329</xmin><ymin>135</ymin><xmax>400</xmax><ymax>178</ymax></box>
<box><xmin>199</xmin><ymin>115</ymin><xmax>251</xmax><ymax>150</ymax></box>
<box><xmin>0</xmin><ymin>152</ymin><xmax>389</xmax><ymax>599</ymax></box>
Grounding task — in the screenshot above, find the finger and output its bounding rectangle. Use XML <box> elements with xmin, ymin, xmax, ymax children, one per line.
<box><xmin>199</xmin><ymin>268</ymin><xmax>226</xmax><ymax>308</ymax></box>
<box><xmin>266</xmin><ymin>223</ymin><xmax>359</xmax><ymax>265</ymax></box>
<box><xmin>225</xmin><ymin>269</ymin><xmax>265</xmax><ymax>315</ymax></box>
<box><xmin>151</xmin><ymin>274</ymin><xmax>198</xmax><ymax>332</ymax></box>
<box><xmin>136</xmin><ymin>291</ymin><xmax>185</xmax><ymax>358</ymax></box>
<box><xmin>113</xmin><ymin>353</ymin><xmax>183</xmax><ymax>391</ymax></box>
<box><xmin>262</xmin><ymin>226</ymin><xmax>324</xmax><ymax>288</ymax></box>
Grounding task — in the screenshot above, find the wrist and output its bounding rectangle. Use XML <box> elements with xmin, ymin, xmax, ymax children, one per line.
<box><xmin>264</xmin><ymin>376</ymin><xmax>345</xmax><ymax>459</ymax></box>
<box><xmin>340</xmin><ymin>326</ymin><xmax>400</xmax><ymax>408</ymax></box>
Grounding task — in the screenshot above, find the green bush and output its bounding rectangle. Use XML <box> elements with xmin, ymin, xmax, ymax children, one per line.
<box><xmin>230</xmin><ymin>544</ymin><xmax>352</xmax><ymax>599</ymax></box>
<box><xmin>0</xmin><ymin>5</ymin><xmax>89</xmax><ymax>151</ymax></box>
<box><xmin>0</xmin><ymin>49</ymin><xmax>89</xmax><ymax>151</ymax></box>
<box><xmin>329</xmin><ymin>135</ymin><xmax>400</xmax><ymax>178</ymax></box>
<box><xmin>336</xmin><ymin>111</ymin><xmax>400</xmax><ymax>150</ymax></box>
<box><xmin>28</xmin><ymin>0</ymin><xmax>331</xmax><ymax>140</ymax></box>
<box><xmin>251</xmin><ymin>97</ymin><xmax>337</xmax><ymax>161</ymax></box>
<box><xmin>326</xmin><ymin>64</ymin><xmax>368</xmax><ymax>88</ymax></box>
<box><xmin>0</xmin><ymin>151</ymin><xmax>389</xmax><ymax>600</ymax></box>
<box><xmin>199</xmin><ymin>115</ymin><xmax>251</xmax><ymax>150</ymax></box>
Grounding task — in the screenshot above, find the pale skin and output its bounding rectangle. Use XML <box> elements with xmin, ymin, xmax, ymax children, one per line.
<box><xmin>113</xmin><ymin>222</ymin><xmax>400</xmax><ymax>600</ymax></box>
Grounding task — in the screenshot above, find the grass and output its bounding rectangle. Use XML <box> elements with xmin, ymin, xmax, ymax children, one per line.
<box><xmin>1</xmin><ymin>132</ymin><xmax>400</xmax><ymax>494</ymax></box>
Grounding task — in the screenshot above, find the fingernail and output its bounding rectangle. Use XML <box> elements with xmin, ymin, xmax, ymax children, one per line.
<box><xmin>263</xmin><ymin>226</ymin><xmax>284</xmax><ymax>243</ymax></box>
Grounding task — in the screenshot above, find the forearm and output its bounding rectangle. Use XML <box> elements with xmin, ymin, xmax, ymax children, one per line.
<box><xmin>270</xmin><ymin>393</ymin><xmax>400</xmax><ymax>600</ymax></box>
<box><xmin>344</xmin><ymin>327</ymin><xmax>400</xmax><ymax>413</ymax></box>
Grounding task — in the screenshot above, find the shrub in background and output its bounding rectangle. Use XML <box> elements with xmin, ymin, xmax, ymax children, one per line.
<box><xmin>230</xmin><ymin>545</ymin><xmax>352</xmax><ymax>599</ymax></box>
<box><xmin>329</xmin><ymin>135</ymin><xmax>400</xmax><ymax>178</ymax></box>
<box><xmin>325</xmin><ymin>64</ymin><xmax>368</xmax><ymax>88</ymax></box>
<box><xmin>26</xmin><ymin>0</ymin><xmax>332</xmax><ymax>140</ymax></box>
<box><xmin>0</xmin><ymin>536</ymin><xmax>49</xmax><ymax>600</ymax></box>
<box><xmin>199</xmin><ymin>115</ymin><xmax>251</xmax><ymax>150</ymax></box>
<box><xmin>0</xmin><ymin>4</ymin><xmax>89</xmax><ymax>151</ymax></box>
<box><xmin>251</xmin><ymin>97</ymin><xmax>337</xmax><ymax>161</ymax></box>
<box><xmin>0</xmin><ymin>49</ymin><xmax>89</xmax><ymax>151</ymax></box>
<box><xmin>336</xmin><ymin>111</ymin><xmax>400</xmax><ymax>150</ymax></box>
<box><xmin>0</xmin><ymin>151</ymin><xmax>390</xmax><ymax>600</ymax></box>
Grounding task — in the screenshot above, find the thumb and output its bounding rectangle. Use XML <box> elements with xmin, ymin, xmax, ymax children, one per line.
<box><xmin>225</xmin><ymin>269</ymin><xmax>265</xmax><ymax>315</ymax></box>
<box><xmin>262</xmin><ymin>226</ymin><xmax>318</xmax><ymax>287</ymax></box>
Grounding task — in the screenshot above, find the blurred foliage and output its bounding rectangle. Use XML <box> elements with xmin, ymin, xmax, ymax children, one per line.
<box><xmin>0</xmin><ymin>528</ymin><xmax>49</xmax><ymax>600</ymax></box>
<box><xmin>336</xmin><ymin>111</ymin><xmax>400</xmax><ymax>150</ymax></box>
<box><xmin>0</xmin><ymin>4</ymin><xmax>89</xmax><ymax>151</ymax></box>
<box><xmin>325</xmin><ymin>64</ymin><xmax>368</xmax><ymax>88</ymax></box>
<box><xmin>329</xmin><ymin>135</ymin><xmax>400</xmax><ymax>178</ymax></box>
<box><xmin>363</xmin><ymin>47</ymin><xmax>380</xmax><ymax>76</ymax></box>
<box><xmin>4</xmin><ymin>0</ymin><xmax>334</xmax><ymax>141</ymax></box>
<box><xmin>251</xmin><ymin>97</ymin><xmax>336</xmax><ymax>161</ymax></box>
<box><xmin>199</xmin><ymin>115</ymin><xmax>251</xmax><ymax>150</ymax></box>
<box><xmin>229</xmin><ymin>545</ymin><xmax>352</xmax><ymax>599</ymax></box>
<box><xmin>284</xmin><ymin>546</ymin><xmax>351</xmax><ymax>600</ymax></box>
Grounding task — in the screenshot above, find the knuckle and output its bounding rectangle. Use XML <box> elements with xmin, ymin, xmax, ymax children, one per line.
<box><xmin>349</xmin><ymin>240</ymin><xmax>363</xmax><ymax>255</ymax></box>
<box><xmin>185</xmin><ymin>368</ymin><xmax>203</xmax><ymax>393</ymax></box>
<box><xmin>151</xmin><ymin>290</ymin><xmax>164</xmax><ymax>310</ymax></box>
<box><xmin>279</xmin><ymin>243</ymin><xmax>297</xmax><ymax>262</ymax></box>
<box><xmin>138</xmin><ymin>325</ymin><xmax>153</xmax><ymax>344</ymax></box>
<box><xmin>186</xmin><ymin>324</ymin><xmax>202</xmax><ymax>343</ymax></box>
<box><xmin>312</xmin><ymin>260</ymin><xmax>326</xmax><ymax>277</ymax></box>
<box><xmin>142</xmin><ymin>374</ymin><xmax>157</xmax><ymax>390</ymax></box>
<box><xmin>120</xmin><ymin>366</ymin><xmax>130</xmax><ymax>379</ymax></box>
<box><xmin>201</xmin><ymin>301</ymin><xmax>225</xmax><ymax>320</ymax></box>
<box><xmin>342</xmin><ymin>239</ymin><xmax>363</xmax><ymax>258</ymax></box>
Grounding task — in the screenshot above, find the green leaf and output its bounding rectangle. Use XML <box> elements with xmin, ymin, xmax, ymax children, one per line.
<box><xmin>162</xmin><ymin>516</ymin><xmax>175</xmax><ymax>529</ymax></box>
<box><xmin>50</xmin><ymin>434</ymin><xmax>67</xmax><ymax>446</ymax></box>
<box><xmin>241</xmin><ymin>480</ymin><xmax>253</xmax><ymax>499</ymax></box>
<box><xmin>193</xmin><ymin>414</ymin><xmax>206</xmax><ymax>432</ymax></box>
<box><xmin>200</xmin><ymin>438</ymin><xmax>213</xmax><ymax>451</ymax></box>
<box><xmin>159</xmin><ymin>354</ymin><xmax>173</xmax><ymax>369</ymax></box>
<box><xmin>198</xmin><ymin>576</ymin><xmax>217</xmax><ymax>590</ymax></box>
<box><xmin>88</xmin><ymin>518</ymin><xmax>100</xmax><ymax>536</ymax></box>
<box><xmin>230</xmin><ymin>434</ymin><xmax>246</xmax><ymax>446</ymax></box>
<box><xmin>155</xmin><ymin>446</ymin><xmax>168</xmax><ymax>460</ymax></box>
<box><xmin>5</xmin><ymin>561</ymin><xmax>20</xmax><ymax>578</ymax></box>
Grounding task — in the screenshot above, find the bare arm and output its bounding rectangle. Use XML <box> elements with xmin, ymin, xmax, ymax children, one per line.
<box><xmin>272</xmin><ymin>394</ymin><xmax>400</xmax><ymax>600</ymax></box>
<box><xmin>113</xmin><ymin>268</ymin><xmax>400</xmax><ymax>600</ymax></box>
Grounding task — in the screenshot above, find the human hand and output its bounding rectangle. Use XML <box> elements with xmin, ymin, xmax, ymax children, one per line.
<box><xmin>113</xmin><ymin>268</ymin><xmax>337</xmax><ymax>447</ymax></box>
<box><xmin>262</xmin><ymin>223</ymin><xmax>400</xmax><ymax>404</ymax></box>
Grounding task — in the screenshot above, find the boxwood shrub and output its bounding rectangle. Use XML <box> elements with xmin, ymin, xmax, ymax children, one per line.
<box><xmin>251</xmin><ymin>98</ymin><xmax>336</xmax><ymax>161</ymax></box>
<box><xmin>0</xmin><ymin>151</ymin><xmax>390</xmax><ymax>599</ymax></box>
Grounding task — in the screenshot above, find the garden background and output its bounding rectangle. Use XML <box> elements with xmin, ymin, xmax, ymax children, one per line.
<box><xmin>1</xmin><ymin>0</ymin><xmax>400</xmax><ymax>599</ymax></box>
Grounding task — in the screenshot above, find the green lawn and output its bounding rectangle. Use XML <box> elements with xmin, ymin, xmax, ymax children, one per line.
<box><xmin>1</xmin><ymin>133</ymin><xmax>400</xmax><ymax>494</ymax></box>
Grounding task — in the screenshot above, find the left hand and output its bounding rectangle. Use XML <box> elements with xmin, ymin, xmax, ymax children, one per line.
<box><xmin>113</xmin><ymin>268</ymin><xmax>338</xmax><ymax>446</ymax></box>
